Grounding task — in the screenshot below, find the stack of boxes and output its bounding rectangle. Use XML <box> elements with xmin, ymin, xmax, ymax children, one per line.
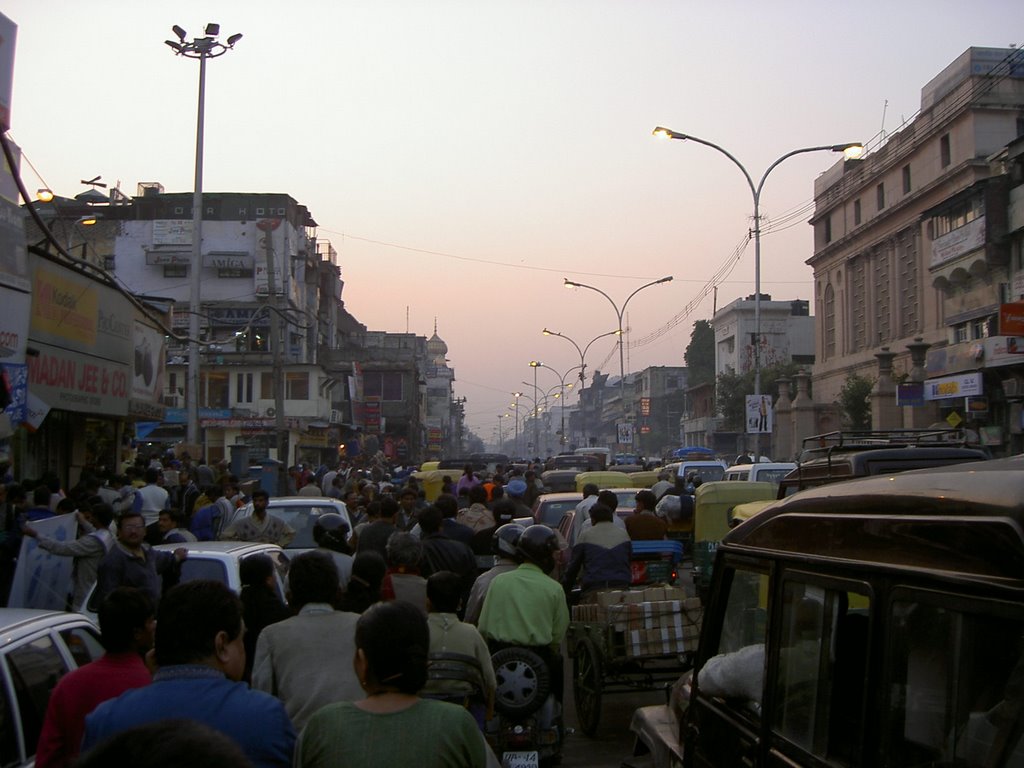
<box><xmin>570</xmin><ymin>586</ymin><xmax>702</xmax><ymax>657</ymax></box>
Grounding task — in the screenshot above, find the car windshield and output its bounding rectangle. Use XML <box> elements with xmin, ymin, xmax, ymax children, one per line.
<box><xmin>613</xmin><ymin>491</ymin><xmax>638</xmax><ymax>510</ymax></box>
<box><xmin>269</xmin><ymin>505</ymin><xmax>336</xmax><ymax>549</ymax></box>
<box><xmin>179</xmin><ymin>558</ymin><xmax>230</xmax><ymax>584</ymax></box>
<box><xmin>754</xmin><ymin>468</ymin><xmax>791</xmax><ymax>485</ymax></box>
<box><xmin>537</xmin><ymin>499</ymin><xmax>580</xmax><ymax>527</ymax></box>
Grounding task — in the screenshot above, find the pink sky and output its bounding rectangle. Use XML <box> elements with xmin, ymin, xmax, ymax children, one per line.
<box><xmin>7</xmin><ymin>0</ymin><xmax>1020</xmax><ymax>440</ymax></box>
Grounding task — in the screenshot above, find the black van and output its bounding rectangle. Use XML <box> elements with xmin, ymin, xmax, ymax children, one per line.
<box><xmin>631</xmin><ymin>456</ymin><xmax>1024</xmax><ymax>767</ymax></box>
<box><xmin>776</xmin><ymin>429</ymin><xmax>988</xmax><ymax>497</ymax></box>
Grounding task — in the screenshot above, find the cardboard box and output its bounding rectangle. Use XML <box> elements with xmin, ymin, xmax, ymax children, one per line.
<box><xmin>643</xmin><ymin>586</ymin><xmax>667</xmax><ymax>602</ymax></box>
<box><xmin>621</xmin><ymin>590</ymin><xmax>645</xmax><ymax>604</ymax></box>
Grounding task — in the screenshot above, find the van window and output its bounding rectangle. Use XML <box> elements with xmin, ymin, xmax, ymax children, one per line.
<box><xmin>750</xmin><ymin>468</ymin><xmax>790</xmax><ymax>486</ymax></box>
<box><xmin>179</xmin><ymin>558</ymin><xmax>231</xmax><ymax>585</ymax></box>
<box><xmin>770</xmin><ymin>580</ymin><xmax>870</xmax><ymax>763</ymax></box>
<box><xmin>7</xmin><ymin>634</ymin><xmax>70</xmax><ymax>762</ymax></box>
<box><xmin>884</xmin><ymin>597</ymin><xmax>1024</xmax><ymax>767</ymax></box>
<box><xmin>60</xmin><ymin>625</ymin><xmax>104</xmax><ymax>668</ymax></box>
<box><xmin>718</xmin><ymin>568</ymin><xmax>769</xmax><ymax>658</ymax></box>
<box><xmin>0</xmin><ymin>676</ymin><xmax>19</xmax><ymax>766</ymax></box>
<box><xmin>724</xmin><ymin>469</ymin><xmax>749</xmax><ymax>482</ymax></box>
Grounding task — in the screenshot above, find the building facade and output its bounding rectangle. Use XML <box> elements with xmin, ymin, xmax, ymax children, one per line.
<box><xmin>809</xmin><ymin>47</ymin><xmax>1024</xmax><ymax>454</ymax></box>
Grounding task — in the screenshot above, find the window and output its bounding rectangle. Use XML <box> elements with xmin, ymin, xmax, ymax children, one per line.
<box><xmin>200</xmin><ymin>372</ymin><xmax>229</xmax><ymax>408</ymax></box>
<box><xmin>164</xmin><ymin>265</ymin><xmax>187</xmax><ymax>278</ymax></box>
<box><xmin>261</xmin><ymin>372</ymin><xmax>275</xmax><ymax>399</ymax></box>
<box><xmin>954</xmin><ymin>323</ymin><xmax>969</xmax><ymax>344</ymax></box>
<box><xmin>824</xmin><ymin>215</ymin><xmax>832</xmax><ymax>244</ymax></box>
<box><xmin>940</xmin><ymin>133</ymin><xmax>951</xmax><ymax>167</ymax></box>
<box><xmin>286</xmin><ymin>371</ymin><xmax>309</xmax><ymax>400</ymax></box>
<box><xmin>363</xmin><ymin>371</ymin><xmax>404</xmax><ymax>401</ymax></box>
<box><xmin>823</xmin><ymin>284</ymin><xmax>836</xmax><ymax>360</ymax></box>
<box><xmin>877</xmin><ymin>183</ymin><xmax>886</xmax><ymax>211</ymax></box>
<box><xmin>883</xmin><ymin>596</ymin><xmax>1024</xmax><ymax>768</ymax></box>
<box><xmin>770</xmin><ymin>579</ymin><xmax>870</xmax><ymax>764</ymax></box>
<box><xmin>932</xmin><ymin>195</ymin><xmax>984</xmax><ymax>238</ymax></box>
<box><xmin>59</xmin><ymin>626</ymin><xmax>104</xmax><ymax>668</ymax></box>
<box><xmin>217</xmin><ymin>267</ymin><xmax>254</xmax><ymax>278</ymax></box>
<box><xmin>854</xmin><ymin>199</ymin><xmax>861</xmax><ymax>226</ymax></box>
<box><xmin>902</xmin><ymin>164</ymin><xmax>912</xmax><ymax>194</ymax></box>
<box><xmin>236</xmin><ymin>372</ymin><xmax>254</xmax><ymax>403</ymax></box>
<box><xmin>234</xmin><ymin>332</ymin><xmax>267</xmax><ymax>353</ymax></box>
<box><xmin>7</xmin><ymin>634</ymin><xmax>70</xmax><ymax>763</ymax></box>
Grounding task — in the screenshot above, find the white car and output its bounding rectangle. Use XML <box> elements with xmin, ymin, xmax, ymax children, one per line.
<box><xmin>0</xmin><ymin>609</ymin><xmax>103</xmax><ymax>767</ymax></box>
<box><xmin>722</xmin><ymin>461</ymin><xmax>796</xmax><ymax>487</ymax></box>
<box><xmin>230</xmin><ymin>496</ymin><xmax>354</xmax><ymax>553</ymax></box>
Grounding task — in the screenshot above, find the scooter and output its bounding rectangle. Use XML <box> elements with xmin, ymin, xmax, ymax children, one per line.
<box><xmin>486</xmin><ymin>646</ymin><xmax>563</xmax><ymax>768</ymax></box>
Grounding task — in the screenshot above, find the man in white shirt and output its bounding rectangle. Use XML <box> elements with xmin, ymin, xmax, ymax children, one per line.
<box><xmin>136</xmin><ymin>468</ymin><xmax>169</xmax><ymax>526</ymax></box>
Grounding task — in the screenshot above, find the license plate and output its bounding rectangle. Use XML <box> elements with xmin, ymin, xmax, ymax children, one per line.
<box><xmin>502</xmin><ymin>751</ymin><xmax>539</xmax><ymax>768</ymax></box>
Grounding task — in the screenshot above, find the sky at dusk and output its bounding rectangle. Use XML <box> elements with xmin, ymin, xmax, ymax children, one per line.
<box><xmin>6</xmin><ymin>1</ymin><xmax>1021</xmax><ymax>440</ymax></box>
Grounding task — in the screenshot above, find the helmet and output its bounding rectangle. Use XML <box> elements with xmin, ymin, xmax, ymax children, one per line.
<box><xmin>492</xmin><ymin>522</ymin><xmax>526</xmax><ymax>559</ymax></box>
<box><xmin>516</xmin><ymin>524</ymin><xmax>559</xmax><ymax>574</ymax></box>
<box><xmin>313</xmin><ymin>512</ymin><xmax>350</xmax><ymax>552</ymax></box>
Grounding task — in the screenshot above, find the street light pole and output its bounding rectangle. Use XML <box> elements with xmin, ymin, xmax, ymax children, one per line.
<box><xmin>532</xmin><ymin>362</ymin><xmax>578</xmax><ymax>450</ymax></box>
<box><xmin>529</xmin><ymin>361</ymin><xmax>542</xmax><ymax>458</ymax></box>
<box><xmin>562</xmin><ymin>277</ymin><xmax>673</xmax><ymax>450</ymax></box>
<box><xmin>542</xmin><ymin>328</ymin><xmax>619</xmax><ymax>446</ymax></box>
<box><xmin>653</xmin><ymin>127</ymin><xmax>862</xmax><ymax>456</ymax></box>
<box><xmin>510</xmin><ymin>394</ymin><xmax>522</xmax><ymax>458</ymax></box>
<box><xmin>166</xmin><ymin>23</ymin><xmax>242</xmax><ymax>451</ymax></box>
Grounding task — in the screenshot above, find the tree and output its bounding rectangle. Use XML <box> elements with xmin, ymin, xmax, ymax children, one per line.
<box><xmin>837</xmin><ymin>374</ymin><xmax>874</xmax><ymax>430</ymax></box>
<box><xmin>684</xmin><ymin>320</ymin><xmax>715</xmax><ymax>386</ymax></box>
<box><xmin>715</xmin><ymin>362</ymin><xmax>810</xmax><ymax>431</ymax></box>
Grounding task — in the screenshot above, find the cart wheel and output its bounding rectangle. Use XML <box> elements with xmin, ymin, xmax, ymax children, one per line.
<box><xmin>573</xmin><ymin>637</ymin><xmax>602</xmax><ymax>736</ymax></box>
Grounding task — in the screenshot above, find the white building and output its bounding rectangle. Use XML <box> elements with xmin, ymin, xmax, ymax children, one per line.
<box><xmin>713</xmin><ymin>295</ymin><xmax>815</xmax><ymax>376</ymax></box>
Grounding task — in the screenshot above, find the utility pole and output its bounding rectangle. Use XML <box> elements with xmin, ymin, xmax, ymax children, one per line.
<box><xmin>259</xmin><ymin>218</ymin><xmax>288</xmax><ymax>494</ymax></box>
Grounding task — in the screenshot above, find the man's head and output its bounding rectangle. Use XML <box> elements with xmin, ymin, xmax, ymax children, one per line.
<box><xmin>426</xmin><ymin>570</ymin><xmax>463</xmax><ymax>614</ymax></box>
<box><xmin>385</xmin><ymin>531</ymin><xmax>422</xmax><ymax>568</ymax></box>
<box><xmin>144</xmin><ymin>467</ymin><xmax>160</xmax><ymax>486</ymax></box>
<box><xmin>288</xmin><ymin>551</ymin><xmax>340</xmax><ymax>608</ymax></box>
<box><xmin>597</xmin><ymin>490</ymin><xmax>618</xmax><ymax>511</ymax></box>
<box><xmin>154</xmin><ymin>580</ymin><xmax>245</xmax><ymax>680</ymax></box>
<box><xmin>434</xmin><ymin>493</ymin><xmax>458</xmax><ymax>520</ymax></box>
<box><xmin>582</xmin><ymin>483</ymin><xmax>600</xmax><ymax>499</ymax></box>
<box><xmin>379</xmin><ymin>497</ymin><xmax>399</xmax><ymax>522</ymax></box>
<box><xmin>157</xmin><ymin>510</ymin><xmax>178</xmax><ymax>534</ymax></box>
<box><xmin>398</xmin><ymin>487</ymin><xmax>418</xmax><ymax>510</ymax></box>
<box><xmin>32</xmin><ymin>485</ymin><xmax>51</xmax><ymax>508</ymax></box>
<box><xmin>117</xmin><ymin>512</ymin><xmax>147</xmax><ymax>547</ymax></box>
<box><xmin>590</xmin><ymin>503</ymin><xmax>614</xmax><ymax>525</ymax></box>
<box><xmin>506</xmin><ymin>479</ymin><xmax>528</xmax><ymax>498</ymax></box>
<box><xmin>251</xmin><ymin>489</ymin><xmax>269</xmax><ymax>515</ymax></box>
<box><xmin>469</xmin><ymin>485</ymin><xmax>488</xmax><ymax>505</ymax></box>
<box><xmin>98</xmin><ymin>587</ymin><xmax>156</xmax><ymax>654</ymax></box>
<box><xmin>635</xmin><ymin>490</ymin><xmax>657</xmax><ymax>513</ymax></box>
<box><xmin>417</xmin><ymin>505</ymin><xmax>443</xmax><ymax>535</ymax></box>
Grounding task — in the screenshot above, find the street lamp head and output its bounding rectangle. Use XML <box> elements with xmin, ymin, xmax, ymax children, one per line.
<box><xmin>542</xmin><ymin>328</ymin><xmax>552</xmax><ymax>336</ymax></box>
<box><xmin>172</xmin><ymin>25</ymin><xmax>187</xmax><ymax>41</ymax></box>
<box><xmin>513</xmin><ymin>391</ymin><xmax>522</xmax><ymax>398</ymax></box>
<box><xmin>205</xmin><ymin>23</ymin><xmax>220</xmax><ymax>36</ymax></box>
<box><xmin>165</xmin><ymin>40</ymin><xmax>184</xmax><ymax>53</ymax></box>
<box><xmin>563</xmin><ymin>279</ymin><xmax>581</xmax><ymax>289</ymax></box>
<box><xmin>652</xmin><ymin>126</ymin><xmax>687</xmax><ymax>141</ymax></box>
<box><xmin>837</xmin><ymin>143</ymin><xmax>865</xmax><ymax>160</ymax></box>
<box><xmin>36</xmin><ymin>188</ymin><xmax>54</xmax><ymax>203</ymax></box>
<box><xmin>75</xmin><ymin>214</ymin><xmax>99</xmax><ymax>227</ymax></box>
<box><xmin>530</xmin><ymin>360</ymin><xmax>542</xmax><ymax>368</ymax></box>
<box><xmin>656</xmin><ymin>275</ymin><xmax>674</xmax><ymax>285</ymax></box>
<box><xmin>227</xmin><ymin>33</ymin><xmax>243</xmax><ymax>47</ymax></box>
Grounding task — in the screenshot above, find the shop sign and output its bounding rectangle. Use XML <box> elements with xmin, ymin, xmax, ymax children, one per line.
<box><xmin>925</xmin><ymin>372</ymin><xmax>983</xmax><ymax>400</ymax></box>
<box><xmin>0</xmin><ymin>286</ymin><xmax>30</xmax><ymax>363</ymax></box>
<box><xmin>26</xmin><ymin>342</ymin><xmax>130</xmax><ymax>416</ymax></box>
<box><xmin>999</xmin><ymin>302</ymin><xmax>1024</xmax><ymax>335</ymax></box>
<box><xmin>29</xmin><ymin>254</ymin><xmax>133</xmax><ymax>364</ymax></box>
<box><xmin>1</xmin><ymin>361</ymin><xmax>26</xmax><ymax>427</ymax></box>
<box><xmin>967</xmin><ymin>396</ymin><xmax>988</xmax><ymax>415</ymax></box>
<box><xmin>640</xmin><ymin>397</ymin><xmax>651</xmax><ymax>416</ymax></box>
<box><xmin>144</xmin><ymin>250</ymin><xmax>190</xmax><ymax>266</ymax></box>
<box><xmin>152</xmin><ymin>220</ymin><xmax>192</xmax><ymax>246</ymax></box>
<box><xmin>930</xmin><ymin>216</ymin><xmax>985</xmax><ymax>268</ymax></box>
<box><xmin>204</xmin><ymin>252</ymin><xmax>253</xmax><ymax>270</ymax></box>
<box><xmin>129</xmin><ymin>399</ymin><xmax>165</xmax><ymax>420</ymax></box>
<box><xmin>165</xmin><ymin>407</ymin><xmax>232</xmax><ymax>423</ymax></box>
<box><xmin>0</xmin><ymin>196</ymin><xmax>29</xmax><ymax>291</ymax></box>
<box><xmin>132</xmin><ymin>321</ymin><xmax>166</xmax><ymax>406</ymax></box>
<box><xmin>897</xmin><ymin>382</ymin><xmax>925</xmax><ymax>407</ymax></box>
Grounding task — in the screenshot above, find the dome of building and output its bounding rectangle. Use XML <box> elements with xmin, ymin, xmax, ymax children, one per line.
<box><xmin>427</xmin><ymin>319</ymin><xmax>448</xmax><ymax>363</ymax></box>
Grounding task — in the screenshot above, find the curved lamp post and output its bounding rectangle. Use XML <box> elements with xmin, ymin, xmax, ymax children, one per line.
<box><xmin>166</xmin><ymin>22</ymin><xmax>242</xmax><ymax>448</ymax></box>
<box><xmin>563</xmin><ymin>277</ymin><xmax>673</xmax><ymax>449</ymax></box>
<box><xmin>653</xmin><ymin>126</ymin><xmax>862</xmax><ymax>456</ymax></box>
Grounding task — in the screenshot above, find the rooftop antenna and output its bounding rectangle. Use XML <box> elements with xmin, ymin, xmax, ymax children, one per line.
<box><xmin>406</xmin><ymin>305</ymin><xmax>409</xmax><ymax>334</ymax></box>
<box><xmin>879</xmin><ymin>99</ymin><xmax>888</xmax><ymax>142</ymax></box>
<box><xmin>80</xmin><ymin>175</ymin><xmax>107</xmax><ymax>189</ymax></box>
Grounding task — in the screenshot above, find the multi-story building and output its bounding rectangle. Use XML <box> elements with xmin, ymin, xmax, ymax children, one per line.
<box><xmin>713</xmin><ymin>296</ymin><xmax>814</xmax><ymax>376</ymax></box>
<box><xmin>809</xmin><ymin>47</ymin><xmax>1024</xmax><ymax>455</ymax></box>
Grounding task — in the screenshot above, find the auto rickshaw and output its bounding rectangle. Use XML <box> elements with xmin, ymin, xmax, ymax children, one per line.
<box><xmin>574</xmin><ymin>470</ymin><xmax>633</xmax><ymax>492</ymax></box>
<box><xmin>692</xmin><ymin>481</ymin><xmax>776</xmax><ymax>592</ymax></box>
<box><xmin>628</xmin><ymin>470</ymin><xmax>661</xmax><ymax>489</ymax></box>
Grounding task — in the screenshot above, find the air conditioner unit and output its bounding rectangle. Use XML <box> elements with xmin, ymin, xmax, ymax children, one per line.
<box><xmin>330</xmin><ymin>409</ymin><xmax>344</xmax><ymax>424</ymax></box>
<box><xmin>265</xmin><ymin>407</ymin><xmax>276</xmax><ymax>417</ymax></box>
<box><xmin>1003</xmin><ymin>378</ymin><xmax>1020</xmax><ymax>397</ymax></box>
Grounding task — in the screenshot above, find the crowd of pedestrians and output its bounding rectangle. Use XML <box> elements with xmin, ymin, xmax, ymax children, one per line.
<box><xmin>0</xmin><ymin>450</ymin><xmax>700</xmax><ymax>767</ymax></box>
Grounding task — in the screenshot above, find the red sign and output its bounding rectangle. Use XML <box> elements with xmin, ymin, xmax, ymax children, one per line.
<box><xmin>1000</xmin><ymin>303</ymin><xmax>1024</xmax><ymax>335</ymax></box>
<box><xmin>640</xmin><ymin>397</ymin><xmax>651</xmax><ymax>416</ymax></box>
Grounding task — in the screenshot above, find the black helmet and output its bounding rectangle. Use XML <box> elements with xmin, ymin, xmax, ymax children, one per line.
<box><xmin>313</xmin><ymin>512</ymin><xmax>350</xmax><ymax>552</ymax></box>
<box><xmin>492</xmin><ymin>523</ymin><xmax>526</xmax><ymax>559</ymax></box>
<box><xmin>516</xmin><ymin>524</ymin><xmax>559</xmax><ymax>574</ymax></box>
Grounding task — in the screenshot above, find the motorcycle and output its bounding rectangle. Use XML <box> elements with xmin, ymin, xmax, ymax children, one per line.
<box><xmin>486</xmin><ymin>646</ymin><xmax>563</xmax><ymax>768</ymax></box>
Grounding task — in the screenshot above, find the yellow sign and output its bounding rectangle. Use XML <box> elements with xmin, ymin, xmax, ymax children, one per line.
<box><xmin>31</xmin><ymin>266</ymin><xmax>98</xmax><ymax>345</ymax></box>
<box><xmin>946</xmin><ymin>411</ymin><xmax>963</xmax><ymax>428</ymax></box>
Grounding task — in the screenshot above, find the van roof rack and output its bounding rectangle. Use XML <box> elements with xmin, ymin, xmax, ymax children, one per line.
<box><xmin>798</xmin><ymin>428</ymin><xmax>975</xmax><ymax>462</ymax></box>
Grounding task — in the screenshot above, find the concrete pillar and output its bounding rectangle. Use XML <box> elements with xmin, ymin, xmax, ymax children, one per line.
<box><xmin>871</xmin><ymin>347</ymin><xmax>900</xmax><ymax>430</ymax></box>
<box><xmin>906</xmin><ymin>337</ymin><xmax>937</xmax><ymax>428</ymax></box>
<box><xmin>792</xmin><ymin>370</ymin><xmax>816</xmax><ymax>460</ymax></box>
<box><xmin>774</xmin><ymin>377</ymin><xmax>793</xmax><ymax>463</ymax></box>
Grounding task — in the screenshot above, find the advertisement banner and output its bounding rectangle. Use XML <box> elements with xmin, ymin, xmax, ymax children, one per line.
<box><xmin>26</xmin><ymin>341</ymin><xmax>131</xmax><ymax>416</ymax></box>
<box><xmin>1000</xmin><ymin>303</ymin><xmax>1024</xmax><ymax>336</ymax></box>
<box><xmin>0</xmin><ymin>286</ymin><xmax>29</xmax><ymax>364</ymax></box>
<box><xmin>8</xmin><ymin>514</ymin><xmax>78</xmax><ymax>611</ymax></box>
<box><xmin>745</xmin><ymin>395</ymin><xmax>773</xmax><ymax>434</ymax></box>
<box><xmin>131</xmin><ymin>320</ymin><xmax>167</xmax><ymax>405</ymax></box>
<box><xmin>925</xmin><ymin>372</ymin><xmax>983</xmax><ymax>400</ymax></box>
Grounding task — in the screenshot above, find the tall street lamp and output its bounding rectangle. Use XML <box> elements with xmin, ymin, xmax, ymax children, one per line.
<box><xmin>541</xmin><ymin>328</ymin><xmax>620</xmax><ymax>384</ymax></box>
<box><xmin>563</xmin><ymin>277</ymin><xmax>673</xmax><ymax>449</ymax></box>
<box><xmin>653</xmin><ymin>127</ymin><xmax>862</xmax><ymax>456</ymax></box>
<box><xmin>529</xmin><ymin>361</ymin><xmax>542</xmax><ymax>458</ymax></box>
<box><xmin>496</xmin><ymin>413</ymin><xmax>511</xmax><ymax>451</ymax></box>
<box><xmin>532</xmin><ymin>362</ymin><xmax>579</xmax><ymax>448</ymax></box>
<box><xmin>166</xmin><ymin>22</ymin><xmax>243</xmax><ymax>449</ymax></box>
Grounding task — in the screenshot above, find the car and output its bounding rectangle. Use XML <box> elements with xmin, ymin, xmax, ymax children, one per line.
<box><xmin>0</xmin><ymin>609</ymin><xmax>103</xmax><ymax>768</ymax></box>
<box><xmin>675</xmin><ymin>460</ymin><xmax>727</xmax><ymax>485</ymax></box>
<box><xmin>153</xmin><ymin>541</ymin><xmax>290</xmax><ymax>597</ymax></box>
<box><xmin>231</xmin><ymin>496</ymin><xmax>354</xmax><ymax>553</ymax></box>
<box><xmin>82</xmin><ymin>541</ymin><xmax>290</xmax><ymax>619</ymax></box>
<box><xmin>722</xmin><ymin>461</ymin><xmax>796</xmax><ymax>487</ymax></box>
<box><xmin>531</xmin><ymin>492</ymin><xmax>583</xmax><ymax>528</ymax></box>
<box><xmin>632</xmin><ymin>455</ymin><xmax>1024</xmax><ymax>768</ymax></box>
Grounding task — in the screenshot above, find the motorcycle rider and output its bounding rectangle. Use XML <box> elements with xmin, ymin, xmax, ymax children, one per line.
<box><xmin>478</xmin><ymin>524</ymin><xmax>568</xmax><ymax>702</ymax></box>
<box><xmin>464</xmin><ymin>523</ymin><xmax>524</xmax><ymax>625</ymax></box>
<box><xmin>312</xmin><ymin>512</ymin><xmax>353</xmax><ymax>590</ymax></box>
